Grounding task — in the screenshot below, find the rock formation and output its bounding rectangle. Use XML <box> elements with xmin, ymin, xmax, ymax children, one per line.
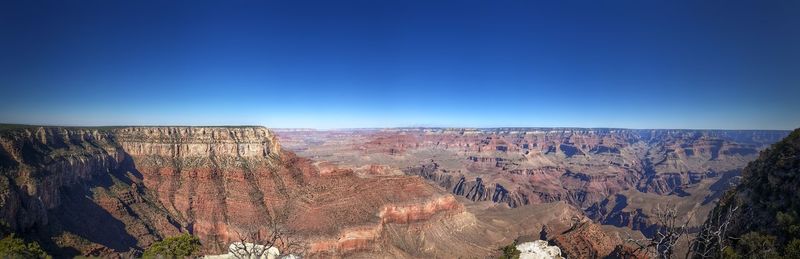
<box><xmin>516</xmin><ymin>240</ymin><xmax>563</xmax><ymax>259</ymax></box>
<box><xmin>550</xmin><ymin>221</ymin><xmax>620</xmax><ymax>258</ymax></box>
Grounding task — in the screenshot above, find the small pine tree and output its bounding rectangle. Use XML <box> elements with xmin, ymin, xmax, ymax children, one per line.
<box><xmin>498</xmin><ymin>240</ymin><xmax>520</xmax><ymax>259</ymax></box>
<box><xmin>143</xmin><ymin>233</ymin><xmax>201</xmax><ymax>258</ymax></box>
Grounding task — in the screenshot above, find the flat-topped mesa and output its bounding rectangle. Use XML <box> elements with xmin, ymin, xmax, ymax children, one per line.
<box><xmin>0</xmin><ymin>125</ymin><xmax>300</xmax><ymax>256</ymax></box>
<box><xmin>114</xmin><ymin>126</ymin><xmax>281</xmax><ymax>159</ymax></box>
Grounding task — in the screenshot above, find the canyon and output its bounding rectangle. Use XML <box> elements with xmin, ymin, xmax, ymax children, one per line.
<box><xmin>0</xmin><ymin>125</ymin><xmax>789</xmax><ymax>258</ymax></box>
<box><xmin>0</xmin><ymin>126</ymin><xmax>591</xmax><ymax>258</ymax></box>
<box><xmin>276</xmin><ymin>128</ymin><xmax>789</xmax><ymax>253</ymax></box>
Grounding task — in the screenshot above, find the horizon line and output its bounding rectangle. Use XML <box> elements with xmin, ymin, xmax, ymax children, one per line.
<box><xmin>1</xmin><ymin>123</ymin><xmax>793</xmax><ymax>132</ymax></box>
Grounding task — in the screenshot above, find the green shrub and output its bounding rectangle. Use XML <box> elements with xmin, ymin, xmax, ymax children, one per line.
<box><xmin>143</xmin><ymin>233</ymin><xmax>201</xmax><ymax>258</ymax></box>
<box><xmin>784</xmin><ymin>239</ymin><xmax>800</xmax><ymax>258</ymax></box>
<box><xmin>498</xmin><ymin>240</ymin><xmax>520</xmax><ymax>259</ymax></box>
<box><xmin>777</xmin><ymin>212</ymin><xmax>800</xmax><ymax>237</ymax></box>
<box><xmin>0</xmin><ymin>234</ymin><xmax>50</xmax><ymax>258</ymax></box>
<box><xmin>721</xmin><ymin>247</ymin><xmax>740</xmax><ymax>259</ymax></box>
<box><xmin>737</xmin><ymin>232</ymin><xmax>779</xmax><ymax>258</ymax></box>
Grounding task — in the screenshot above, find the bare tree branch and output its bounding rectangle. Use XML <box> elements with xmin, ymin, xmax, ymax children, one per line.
<box><xmin>228</xmin><ymin>197</ymin><xmax>309</xmax><ymax>259</ymax></box>
<box><xmin>622</xmin><ymin>203</ymin><xmax>701</xmax><ymax>259</ymax></box>
<box><xmin>688</xmin><ymin>204</ymin><xmax>739</xmax><ymax>258</ymax></box>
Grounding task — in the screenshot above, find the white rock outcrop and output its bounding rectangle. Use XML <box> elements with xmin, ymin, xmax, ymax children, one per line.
<box><xmin>516</xmin><ymin>240</ymin><xmax>564</xmax><ymax>259</ymax></box>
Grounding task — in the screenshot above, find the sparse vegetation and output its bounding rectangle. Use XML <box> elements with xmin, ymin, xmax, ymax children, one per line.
<box><xmin>0</xmin><ymin>234</ymin><xmax>50</xmax><ymax>259</ymax></box>
<box><xmin>498</xmin><ymin>240</ymin><xmax>520</xmax><ymax>259</ymax></box>
<box><xmin>142</xmin><ymin>233</ymin><xmax>201</xmax><ymax>258</ymax></box>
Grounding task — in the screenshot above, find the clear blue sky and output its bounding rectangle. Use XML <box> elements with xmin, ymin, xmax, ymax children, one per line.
<box><xmin>1</xmin><ymin>0</ymin><xmax>798</xmax><ymax>129</ymax></box>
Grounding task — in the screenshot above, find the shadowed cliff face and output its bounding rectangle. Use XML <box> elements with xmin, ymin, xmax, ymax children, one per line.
<box><xmin>0</xmin><ymin>127</ymin><xmax>178</xmax><ymax>257</ymax></box>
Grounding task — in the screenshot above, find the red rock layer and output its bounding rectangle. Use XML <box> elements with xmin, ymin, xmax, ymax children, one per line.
<box><xmin>551</xmin><ymin>222</ymin><xmax>623</xmax><ymax>258</ymax></box>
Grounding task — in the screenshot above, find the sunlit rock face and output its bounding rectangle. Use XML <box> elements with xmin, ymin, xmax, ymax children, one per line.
<box><xmin>550</xmin><ymin>221</ymin><xmax>623</xmax><ymax>258</ymax></box>
<box><xmin>516</xmin><ymin>240</ymin><xmax>563</xmax><ymax>259</ymax></box>
<box><xmin>115</xmin><ymin>126</ymin><xmax>282</xmax><ymax>161</ymax></box>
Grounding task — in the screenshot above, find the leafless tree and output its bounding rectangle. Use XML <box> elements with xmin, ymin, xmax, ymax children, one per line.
<box><xmin>688</xmin><ymin>205</ymin><xmax>739</xmax><ymax>259</ymax></box>
<box><xmin>624</xmin><ymin>203</ymin><xmax>695</xmax><ymax>259</ymax></box>
<box><xmin>623</xmin><ymin>203</ymin><xmax>741</xmax><ymax>259</ymax></box>
<box><xmin>229</xmin><ymin>199</ymin><xmax>308</xmax><ymax>258</ymax></box>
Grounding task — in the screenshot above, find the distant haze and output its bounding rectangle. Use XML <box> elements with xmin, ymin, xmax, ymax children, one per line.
<box><xmin>1</xmin><ymin>1</ymin><xmax>798</xmax><ymax>130</ymax></box>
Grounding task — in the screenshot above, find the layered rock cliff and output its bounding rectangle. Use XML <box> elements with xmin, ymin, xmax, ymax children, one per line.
<box><xmin>110</xmin><ymin>127</ymin><xmax>302</xmax><ymax>253</ymax></box>
<box><xmin>0</xmin><ymin>126</ymin><xmax>181</xmax><ymax>256</ymax></box>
